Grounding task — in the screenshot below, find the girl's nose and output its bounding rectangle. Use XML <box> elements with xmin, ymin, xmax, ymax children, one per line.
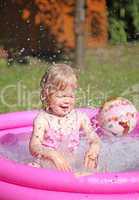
<box><xmin>63</xmin><ymin>99</ymin><xmax>70</xmax><ymax>104</ymax></box>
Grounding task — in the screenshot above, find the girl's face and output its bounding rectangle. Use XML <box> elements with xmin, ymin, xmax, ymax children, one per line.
<box><xmin>48</xmin><ymin>86</ymin><xmax>76</xmax><ymax>117</ymax></box>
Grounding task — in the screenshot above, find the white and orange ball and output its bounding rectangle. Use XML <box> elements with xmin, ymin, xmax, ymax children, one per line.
<box><xmin>98</xmin><ymin>97</ymin><xmax>137</xmax><ymax>136</ymax></box>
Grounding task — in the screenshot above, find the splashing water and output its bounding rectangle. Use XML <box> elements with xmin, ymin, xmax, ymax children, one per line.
<box><xmin>0</xmin><ymin>132</ymin><xmax>139</xmax><ymax>172</ymax></box>
<box><xmin>99</xmin><ymin>135</ymin><xmax>139</xmax><ymax>172</ymax></box>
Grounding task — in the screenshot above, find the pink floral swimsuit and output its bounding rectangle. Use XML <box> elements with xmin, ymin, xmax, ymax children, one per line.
<box><xmin>42</xmin><ymin>110</ymin><xmax>82</xmax><ymax>153</ymax></box>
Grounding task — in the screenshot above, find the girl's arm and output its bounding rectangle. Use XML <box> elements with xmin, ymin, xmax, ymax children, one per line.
<box><xmin>29</xmin><ymin>113</ymin><xmax>51</xmax><ymax>158</ymax></box>
<box><xmin>80</xmin><ymin>113</ymin><xmax>101</xmax><ymax>169</ymax></box>
<box><xmin>29</xmin><ymin>112</ymin><xmax>72</xmax><ymax>171</ymax></box>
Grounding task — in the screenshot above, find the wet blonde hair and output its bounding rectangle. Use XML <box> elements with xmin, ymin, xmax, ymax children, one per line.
<box><xmin>40</xmin><ymin>63</ymin><xmax>77</xmax><ymax>108</ymax></box>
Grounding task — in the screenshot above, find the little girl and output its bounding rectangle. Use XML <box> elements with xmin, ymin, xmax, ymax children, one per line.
<box><xmin>29</xmin><ymin>64</ymin><xmax>101</xmax><ymax>173</ymax></box>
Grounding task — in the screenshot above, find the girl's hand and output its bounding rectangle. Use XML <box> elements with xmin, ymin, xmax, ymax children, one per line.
<box><xmin>84</xmin><ymin>144</ymin><xmax>100</xmax><ymax>169</ymax></box>
<box><xmin>51</xmin><ymin>151</ymin><xmax>72</xmax><ymax>172</ymax></box>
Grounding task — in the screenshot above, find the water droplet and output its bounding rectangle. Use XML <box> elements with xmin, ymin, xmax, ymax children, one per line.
<box><xmin>20</xmin><ymin>48</ymin><xmax>25</xmax><ymax>53</ymax></box>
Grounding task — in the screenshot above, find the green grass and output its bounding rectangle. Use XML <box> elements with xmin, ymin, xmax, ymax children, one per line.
<box><xmin>78</xmin><ymin>43</ymin><xmax>139</xmax><ymax>108</ymax></box>
<box><xmin>0</xmin><ymin>58</ymin><xmax>48</xmax><ymax>113</ymax></box>
<box><xmin>1</xmin><ymin>43</ymin><xmax>139</xmax><ymax>113</ymax></box>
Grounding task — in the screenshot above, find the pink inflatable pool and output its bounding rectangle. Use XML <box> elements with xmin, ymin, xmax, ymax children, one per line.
<box><xmin>0</xmin><ymin>108</ymin><xmax>139</xmax><ymax>200</ymax></box>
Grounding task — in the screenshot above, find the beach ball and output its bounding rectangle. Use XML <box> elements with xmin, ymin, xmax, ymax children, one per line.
<box><xmin>98</xmin><ymin>97</ymin><xmax>137</xmax><ymax>136</ymax></box>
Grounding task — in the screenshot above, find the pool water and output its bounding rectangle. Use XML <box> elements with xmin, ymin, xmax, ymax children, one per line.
<box><xmin>0</xmin><ymin>132</ymin><xmax>139</xmax><ymax>173</ymax></box>
<box><xmin>0</xmin><ymin>132</ymin><xmax>34</xmax><ymax>165</ymax></box>
<box><xmin>99</xmin><ymin>136</ymin><xmax>139</xmax><ymax>172</ymax></box>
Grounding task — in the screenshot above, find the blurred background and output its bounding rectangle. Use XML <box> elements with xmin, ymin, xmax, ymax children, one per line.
<box><xmin>0</xmin><ymin>0</ymin><xmax>139</xmax><ymax>113</ymax></box>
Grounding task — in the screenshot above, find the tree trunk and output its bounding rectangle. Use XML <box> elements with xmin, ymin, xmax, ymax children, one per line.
<box><xmin>74</xmin><ymin>0</ymin><xmax>86</xmax><ymax>70</ymax></box>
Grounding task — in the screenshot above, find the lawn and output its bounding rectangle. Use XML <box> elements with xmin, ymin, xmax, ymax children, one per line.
<box><xmin>0</xmin><ymin>43</ymin><xmax>139</xmax><ymax>113</ymax></box>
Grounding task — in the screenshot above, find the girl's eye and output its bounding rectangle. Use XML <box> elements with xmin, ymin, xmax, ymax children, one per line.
<box><xmin>56</xmin><ymin>95</ymin><xmax>74</xmax><ymax>98</ymax></box>
<box><xmin>56</xmin><ymin>95</ymin><xmax>63</xmax><ymax>98</ymax></box>
<box><xmin>64</xmin><ymin>95</ymin><xmax>74</xmax><ymax>98</ymax></box>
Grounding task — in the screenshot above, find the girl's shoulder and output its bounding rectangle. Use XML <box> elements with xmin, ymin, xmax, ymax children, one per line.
<box><xmin>34</xmin><ymin>110</ymin><xmax>50</xmax><ymax>124</ymax></box>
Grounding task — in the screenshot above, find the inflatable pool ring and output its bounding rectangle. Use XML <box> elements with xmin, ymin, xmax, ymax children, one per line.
<box><xmin>0</xmin><ymin>108</ymin><xmax>139</xmax><ymax>200</ymax></box>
